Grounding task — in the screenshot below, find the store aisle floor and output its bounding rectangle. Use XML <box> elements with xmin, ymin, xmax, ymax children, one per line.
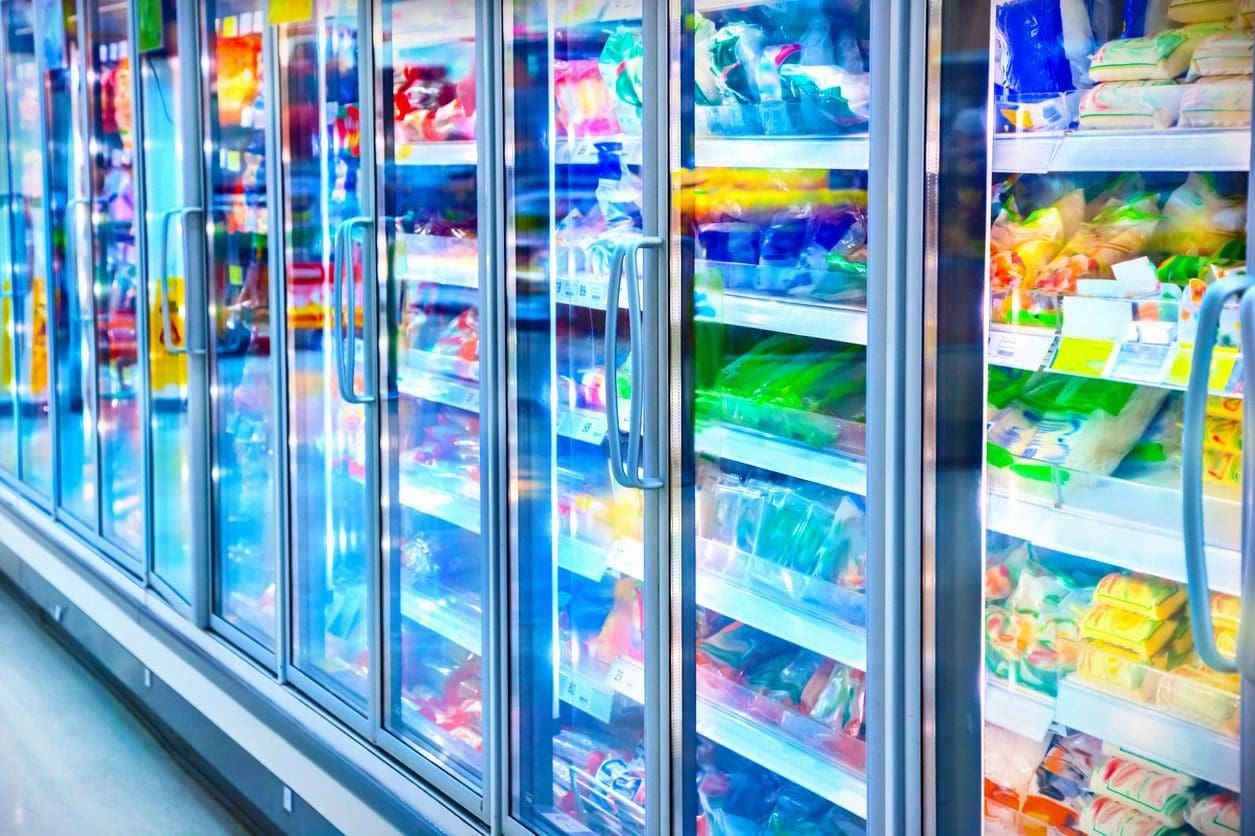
<box><xmin>0</xmin><ymin>582</ymin><xmax>249</xmax><ymax>835</ymax></box>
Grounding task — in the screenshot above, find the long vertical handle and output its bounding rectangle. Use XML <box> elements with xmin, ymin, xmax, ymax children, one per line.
<box><xmin>331</xmin><ymin>218</ymin><xmax>352</xmax><ymax>402</ymax></box>
<box><xmin>157</xmin><ymin>206</ymin><xmax>203</xmax><ymax>355</ymax></box>
<box><xmin>337</xmin><ymin>216</ymin><xmax>376</xmax><ymax>405</ymax></box>
<box><xmin>1183</xmin><ymin>274</ymin><xmax>1255</xmax><ymax>673</ymax></box>
<box><xmin>604</xmin><ymin>243</ymin><xmax>635</xmax><ymax>488</ymax></box>
<box><xmin>1239</xmin><ymin>289</ymin><xmax>1255</xmax><ymax>684</ymax></box>
<box><xmin>626</xmin><ymin>236</ymin><xmax>663</xmax><ymax>490</ymax></box>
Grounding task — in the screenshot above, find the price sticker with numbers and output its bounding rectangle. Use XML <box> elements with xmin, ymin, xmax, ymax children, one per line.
<box><xmin>1108</xmin><ymin>340</ymin><xmax>1173</xmax><ymax>384</ymax></box>
<box><xmin>605</xmin><ymin>658</ymin><xmax>645</xmax><ymax>704</ymax></box>
<box><xmin>606</xmin><ymin>540</ymin><xmax>644</xmax><ymax>580</ymax></box>
<box><xmin>559</xmin><ymin>669</ymin><xmax>614</xmax><ymax>724</ymax></box>
<box><xmin>987</xmin><ymin>328</ymin><xmax>1053</xmax><ymax>371</ymax></box>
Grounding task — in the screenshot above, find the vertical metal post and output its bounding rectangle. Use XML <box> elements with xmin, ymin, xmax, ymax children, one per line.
<box><xmin>81</xmin><ymin>0</ymin><xmax>107</xmax><ymax>544</ymax></box>
<box><xmin>0</xmin><ymin>3</ymin><xmax>25</xmax><ymax>488</ymax></box>
<box><xmin>34</xmin><ymin>0</ymin><xmax>61</xmax><ymax>515</ymax></box>
<box><xmin>476</xmin><ymin>0</ymin><xmax>507</xmax><ymax>826</ymax></box>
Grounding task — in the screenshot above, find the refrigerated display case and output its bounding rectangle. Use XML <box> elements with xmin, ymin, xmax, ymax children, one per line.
<box><xmin>928</xmin><ymin>1</ymin><xmax>1253</xmax><ymax>832</ymax></box>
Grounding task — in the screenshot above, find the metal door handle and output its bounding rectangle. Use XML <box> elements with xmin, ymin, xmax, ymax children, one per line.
<box><xmin>604</xmin><ymin>236</ymin><xmax>664</xmax><ymax>490</ymax></box>
<box><xmin>332</xmin><ymin>216</ymin><xmax>375</xmax><ymax>405</ymax></box>
<box><xmin>1182</xmin><ymin>273</ymin><xmax>1255</xmax><ymax>674</ymax></box>
<box><xmin>1238</xmin><ymin>288</ymin><xmax>1255</xmax><ymax>684</ymax></box>
<box><xmin>157</xmin><ymin>206</ymin><xmax>204</xmax><ymax>356</ymax></box>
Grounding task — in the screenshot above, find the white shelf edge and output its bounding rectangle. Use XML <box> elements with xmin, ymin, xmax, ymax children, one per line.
<box><xmin>992</xmin><ymin>129</ymin><xmax>1250</xmax><ymax>174</ymax></box>
<box><xmin>985</xmin><ymin>680</ymin><xmax>1056</xmax><ymax>743</ymax></box>
<box><xmin>399</xmin><ymin>590</ymin><xmax>482</xmax><ymax>657</ymax></box>
<box><xmin>987</xmin><ymin>491</ymin><xmax>1242</xmax><ymax>595</ymax></box>
<box><xmin>1055</xmin><ymin>679</ymin><xmax>1240</xmax><ymax>792</ymax></box>
<box><xmin>396</xmin><ymin>477</ymin><xmax>481</xmax><ymax>535</ymax></box>
<box><xmin>696</xmin><ymin>425</ymin><xmax>866</xmax><ymax>495</ymax></box>
<box><xmin>696</xmin><ymin>699</ymin><xmax>868</xmax><ymax>820</ymax></box>
<box><xmin>395</xmin><ymin>141</ymin><xmax>477</xmax><ymax>167</ymax></box>
<box><xmin>705</xmin><ymin>289</ymin><xmax>868</xmax><ymax>346</ymax></box>
<box><xmin>695</xmin><ymin>136</ymin><xmax>869</xmax><ymax>171</ymax></box>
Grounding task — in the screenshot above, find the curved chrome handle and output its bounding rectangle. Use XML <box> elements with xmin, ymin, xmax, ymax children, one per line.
<box><xmin>1238</xmin><ymin>289</ymin><xmax>1255</xmax><ymax>684</ymax></box>
<box><xmin>331</xmin><ymin>218</ymin><xmax>352</xmax><ymax>402</ymax></box>
<box><xmin>334</xmin><ymin>216</ymin><xmax>375</xmax><ymax>405</ymax></box>
<box><xmin>1182</xmin><ymin>273</ymin><xmax>1255</xmax><ymax>673</ymax></box>
<box><xmin>604</xmin><ymin>243</ymin><xmax>634</xmax><ymax>488</ymax></box>
<box><xmin>157</xmin><ymin>206</ymin><xmax>203</xmax><ymax>356</ymax></box>
<box><xmin>626</xmin><ymin>237</ymin><xmax>663</xmax><ymax>490</ymax></box>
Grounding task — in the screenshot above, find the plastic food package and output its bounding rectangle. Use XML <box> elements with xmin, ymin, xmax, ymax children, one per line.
<box><xmin>1075</xmin><ymin>640</ymin><xmax>1165</xmax><ymax>699</ymax></box>
<box><xmin>990</xmin><ymin>190</ymin><xmax>1085</xmax><ymax>291</ymax></box>
<box><xmin>1210</xmin><ymin>591</ymin><xmax>1242</xmax><ymax>629</ymax></box>
<box><xmin>1093</xmin><ymin>573</ymin><xmax>1187</xmax><ymax>620</ymax></box>
<box><xmin>554</xmin><ymin>59</ymin><xmax>622</xmax><ymax>138</ymax></box>
<box><xmin>599</xmin><ymin>28</ymin><xmax>644</xmax><ymax>135</ymax></box>
<box><xmin>1186</xmin><ymin>792</ymin><xmax>1241</xmax><ymax>835</ymax></box>
<box><xmin>984</xmin><ymin>723</ymin><xmax>1049</xmax><ymax>797</ymax></box>
<box><xmin>1124</xmin><ymin>0</ymin><xmax>1174</xmax><ymax>37</ymax></box>
<box><xmin>1189</xmin><ymin>31</ymin><xmax>1254</xmax><ymax>77</ymax></box>
<box><xmin>995</xmin><ymin>0</ymin><xmax>1075</xmax><ymax>95</ymax></box>
<box><xmin>1150</xmin><ymin>173</ymin><xmax>1246</xmax><ymax>256</ymax></box>
<box><xmin>1034</xmin><ymin>194</ymin><xmax>1162</xmax><ymax>294</ymax></box>
<box><xmin>1089</xmin><ymin>757</ymin><xmax>1196</xmax><ymax>827</ymax></box>
<box><xmin>1167</xmin><ymin>0</ymin><xmax>1240</xmax><ymax>22</ymax></box>
<box><xmin>1180</xmin><ymin>74</ymin><xmax>1254</xmax><ymax>127</ymax></box>
<box><xmin>1155</xmin><ymin>663</ymin><xmax>1241</xmax><ymax>734</ymax></box>
<box><xmin>1078</xmin><ymin>80</ymin><xmax>1183</xmax><ymax>130</ymax></box>
<box><xmin>777</xmin><ymin>65</ymin><xmax>871</xmax><ymax>131</ymax></box>
<box><xmin>1080</xmin><ymin>605</ymin><xmax>1184</xmax><ymax>661</ymax></box>
<box><xmin>1090</xmin><ymin>24</ymin><xmax>1227</xmax><ymax>82</ymax></box>
<box><xmin>1080</xmin><ymin>796</ymin><xmax>1188</xmax><ymax>835</ymax></box>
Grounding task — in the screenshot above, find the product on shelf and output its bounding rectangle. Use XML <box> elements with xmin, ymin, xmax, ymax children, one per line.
<box><xmin>1168</xmin><ymin>0</ymin><xmax>1240</xmax><ymax>25</ymax></box>
<box><xmin>394</xmin><ymin>63</ymin><xmax>476</xmax><ymax>143</ymax></box>
<box><xmin>1186</xmin><ymin>791</ymin><xmax>1241</xmax><ymax>835</ymax></box>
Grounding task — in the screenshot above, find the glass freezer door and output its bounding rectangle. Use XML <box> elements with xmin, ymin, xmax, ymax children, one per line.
<box><xmin>1</xmin><ymin>0</ymin><xmax>53</xmax><ymax>502</ymax></box>
<box><xmin>377</xmin><ymin>0</ymin><xmax>487</xmax><ymax>795</ymax></box>
<box><xmin>505</xmin><ymin>2</ymin><xmax>662</xmax><ymax>832</ymax></box>
<box><xmin>677</xmin><ymin>1</ymin><xmax>872</xmax><ymax>831</ymax></box>
<box><xmin>203</xmin><ymin>0</ymin><xmax>276</xmax><ymax>651</ymax></box>
<box><xmin>973</xmin><ymin>3</ymin><xmax>1251</xmax><ymax>833</ymax></box>
<box><xmin>83</xmin><ymin>0</ymin><xmax>144</xmax><ymax>559</ymax></box>
<box><xmin>276</xmin><ymin>0</ymin><xmax>374</xmax><ymax>715</ymax></box>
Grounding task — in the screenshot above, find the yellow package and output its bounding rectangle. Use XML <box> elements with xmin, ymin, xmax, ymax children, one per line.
<box><xmin>1206</xmin><ymin>395</ymin><xmax>1242</xmax><ymax>421</ymax></box>
<box><xmin>1215</xmin><ymin>626</ymin><xmax>1238</xmax><ymax>658</ymax></box>
<box><xmin>1204</xmin><ymin>449</ymin><xmax>1242</xmax><ymax>488</ymax></box>
<box><xmin>1094</xmin><ymin>573</ymin><xmax>1188</xmax><ymax>621</ymax></box>
<box><xmin>1211</xmin><ymin>591</ymin><xmax>1241</xmax><ymax>631</ymax></box>
<box><xmin>1204</xmin><ymin>415</ymin><xmax>1242</xmax><ymax>455</ymax></box>
<box><xmin>1156</xmin><ymin>664</ymin><xmax>1241</xmax><ymax>736</ymax></box>
<box><xmin>1169</xmin><ymin>618</ymin><xmax>1194</xmax><ymax>657</ymax></box>
<box><xmin>1082</xmin><ymin>606</ymin><xmax>1179</xmax><ymax>660</ymax></box>
<box><xmin>1075</xmin><ymin>641</ymin><xmax>1155</xmax><ymax>701</ymax></box>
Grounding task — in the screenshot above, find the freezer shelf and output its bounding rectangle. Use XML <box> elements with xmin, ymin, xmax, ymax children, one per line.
<box><xmin>1055</xmin><ymin>679</ymin><xmax>1240</xmax><ymax>792</ymax></box>
<box><xmin>350</xmin><ymin>468</ymin><xmax>480</xmax><ymax>534</ymax></box>
<box><xmin>987</xmin><ymin>323</ymin><xmax>1244</xmax><ymax>399</ymax></box>
<box><xmin>695</xmin><ymin>136</ymin><xmax>869</xmax><ymax>171</ymax></box>
<box><xmin>696</xmin><ymin>425</ymin><xmax>866</xmax><ymax>495</ymax></box>
<box><xmin>399</xmin><ymin>589</ymin><xmax>482</xmax><ymax>656</ymax></box>
<box><xmin>395</xmin><ymin>141</ymin><xmax>477</xmax><ymax>167</ymax></box>
<box><xmin>987</xmin><ymin>475</ymin><xmax>1243</xmax><ymax>595</ymax></box>
<box><xmin>698</xmin><ymin>283</ymin><xmax>868</xmax><ymax>345</ymax></box>
<box><xmin>985</xmin><ymin>680</ymin><xmax>1056</xmax><ymax>744</ymax></box>
<box><xmin>558</xmin><ymin>657</ymin><xmax>868</xmax><ymax>819</ymax></box>
<box><xmin>558</xmin><ymin>537</ymin><xmax>865</xmax><ymax>669</ymax></box>
<box><xmin>991</xmin><ymin>129</ymin><xmax>1252</xmax><ymax>174</ymax></box>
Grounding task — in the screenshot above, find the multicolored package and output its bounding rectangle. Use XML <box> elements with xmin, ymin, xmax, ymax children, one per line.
<box><xmin>1090</xmin><ymin>23</ymin><xmax>1230</xmax><ymax>82</ymax></box>
<box><xmin>1089</xmin><ymin>757</ymin><xmax>1197</xmax><ymax>827</ymax></box>
<box><xmin>1185</xmin><ymin>792</ymin><xmax>1241</xmax><ymax>835</ymax></box>
<box><xmin>1188</xmin><ymin>30</ymin><xmax>1254</xmax><ymax>77</ymax></box>
<box><xmin>1078</xmin><ymin>80</ymin><xmax>1183</xmax><ymax>130</ymax></box>
<box><xmin>1149</xmin><ymin>173</ymin><xmax>1247</xmax><ymax>257</ymax></box>
<box><xmin>1167</xmin><ymin>0</ymin><xmax>1240</xmax><ymax>23</ymax></box>
<box><xmin>1093</xmin><ymin>573</ymin><xmax>1187</xmax><ymax>621</ymax></box>
<box><xmin>1080</xmin><ymin>796</ymin><xmax>1190</xmax><ymax>834</ymax></box>
<box><xmin>1080</xmin><ymin>605</ymin><xmax>1182</xmax><ymax>660</ymax></box>
<box><xmin>1180</xmin><ymin>74</ymin><xmax>1254</xmax><ymax>128</ymax></box>
<box><xmin>1155</xmin><ymin>663</ymin><xmax>1241</xmax><ymax>735</ymax></box>
<box><xmin>989</xmin><ymin>191</ymin><xmax>1084</xmax><ymax>291</ymax></box>
<box><xmin>1210</xmin><ymin>591</ymin><xmax>1242</xmax><ymax>630</ymax></box>
<box><xmin>1075</xmin><ymin>640</ymin><xmax>1158</xmax><ymax>699</ymax></box>
<box><xmin>1034</xmin><ymin>193</ymin><xmax>1162</xmax><ymax>294</ymax></box>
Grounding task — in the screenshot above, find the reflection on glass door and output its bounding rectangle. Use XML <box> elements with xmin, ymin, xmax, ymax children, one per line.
<box><xmin>507</xmin><ymin>1</ymin><xmax>657</xmax><ymax>831</ymax></box>
<box><xmin>279</xmin><ymin>0</ymin><xmax>372</xmax><ymax>711</ymax></box>
<box><xmin>977</xmin><ymin>3</ymin><xmax>1248</xmax><ymax>834</ymax></box>
<box><xmin>85</xmin><ymin>0</ymin><xmax>143</xmax><ymax>556</ymax></box>
<box><xmin>205</xmin><ymin>0</ymin><xmax>275</xmax><ymax>648</ymax></box>
<box><xmin>378</xmin><ymin>0</ymin><xmax>485</xmax><ymax>789</ymax></box>
<box><xmin>45</xmin><ymin>0</ymin><xmax>97</xmax><ymax>531</ymax></box>
<box><xmin>139</xmin><ymin>0</ymin><xmax>199</xmax><ymax>601</ymax></box>
<box><xmin>679</xmin><ymin>2</ymin><xmax>872</xmax><ymax>832</ymax></box>
<box><xmin>2</xmin><ymin>0</ymin><xmax>53</xmax><ymax>501</ymax></box>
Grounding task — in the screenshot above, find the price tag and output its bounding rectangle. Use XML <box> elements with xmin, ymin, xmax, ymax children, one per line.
<box><xmin>1051</xmin><ymin>337</ymin><xmax>1115</xmax><ymax>378</ymax></box>
<box><xmin>542</xmin><ymin>810</ymin><xmax>595</xmax><ymax>835</ymax></box>
<box><xmin>605</xmin><ymin>658</ymin><xmax>645</xmax><ymax>704</ymax></box>
<box><xmin>587</xmin><ymin>279</ymin><xmax>608</xmax><ymax>309</ymax></box>
<box><xmin>559</xmin><ymin>669</ymin><xmax>614</xmax><ymax>724</ymax></box>
<box><xmin>221</xmin><ymin>15</ymin><xmax>237</xmax><ymax>38</ymax></box>
<box><xmin>228</xmin><ymin>264</ymin><xmax>244</xmax><ymax>287</ymax></box>
<box><xmin>1108</xmin><ymin>340</ymin><xmax>1173</xmax><ymax>384</ymax></box>
<box><xmin>987</xmin><ymin>328</ymin><xmax>1053</xmax><ymax>371</ymax></box>
<box><xmin>564</xmin><ymin>410</ymin><xmax>605</xmax><ymax>445</ymax></box>
<box><xmin>224</xmin><ymin>149</ymin><xmax>242</xmax><ymax>172</ymax></box>
<box><xmin>1224</xmin><ymin>358</ymin><xmax>1245</xmax><ymax>395</ymax></box>
<box><xmin>601</xmin><ymin>0</ymin><xmax>640</xmax><ymax>20</ymax></box>
<box><xmin>240</xmin><ymin>102</ymin><xmax>254</xmax><ymax>128</ymax></box>
<box><xmin>558</xmin><ymin>539</ymin><xmax>608</xmax><ymax>581</ymax></box>
<box><xmin>606</xmin><ymin>540</ymin><xmax>644</xmax><ymax>579</ymax></box>
<box><xmin>1167</xmin><ymin>345</ymin><xmax>1239</xmax><ymax>393</ymax></box>
<box><xmin>108</xmin><ymin>42</ymin><xmax>121</xmax><ymax>62</ymax></box>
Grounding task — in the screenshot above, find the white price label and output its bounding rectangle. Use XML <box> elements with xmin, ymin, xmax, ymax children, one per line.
<box><xmin>606</xmin><ymin>540</ymin><xmax>644</xmax><ymax>580</ymax></box>
<box><xmin>559</xmin><ymin>669</ymin><xmax>614</xmax><ymax>723</ymax></box>
<box><xmin>542</xmin><ymin>810</ymin><xmax>594</xmax><ymax>835</ymax></box>
<box><xmin>1108</xmin><ymin>340</ymin><xmax>1173</xmax><ymax>384</ymax></box>
<box><xmin>601</xmin><ymin>0</ymin><xmax>640</xmax><ymax>20</ymax></box>
<box><xmin>605</xmin><ymin>658</ymin><xmax>645</xmax><ymax>704</ymax></box>
<box><xmin>987</xmin><ymin>328</ymin><xmax>1053</xmax><ymax>371</ymax></box>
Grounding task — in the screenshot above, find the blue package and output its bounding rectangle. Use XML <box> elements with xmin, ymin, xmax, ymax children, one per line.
<box><xmin>996</xmin><ymin>0</ymin><xmax>1075</xmax><ymax>95</ymax></box>
<box><xmin>1122</xmin><ymin>0</ymin><xmax>1150</xmax><ymax>38</ymax></box>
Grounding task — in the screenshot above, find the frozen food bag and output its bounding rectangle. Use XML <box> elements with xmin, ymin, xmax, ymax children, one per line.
<box><xmin>1204</xmin><ymin>448</ymin><xmax>1243</xmax><ymax>487</ymax></box>
<box><xmin>1078</xmin><ymin>80</ymin><xmax>1183</xmax><ymax>130</ymax></box>
<box><xmin>989</xmin><ymin>190</ymin><xmax>1084</xmax><ymax>290</ymax></box>
<box><xmin>1081</xmin><ymin>605</ymin><xmax>1180</xmax><ymax>660</ymax></box>
<box><xmin>1124</xmin><ymin>0</ymin><xmax>1174</xmax><ymax>37</ymax></box>
<box><xmin>1034</xmin><ymin>193</ymin><xmax>1162</xmax><ymax>294</ymax></box>
<box><xmin>1089</xmin><ymin>758</ymin><xmax>1196</xmax><ymax>827</ymax></box>
<box><xmin>1167</xmin><ymin>0</ymin><xmax>1239</xmax><ymax>22</ymax></box>
<box><xmin>1185</xmin><ymin>792</ymin><xmax>1241</xmax><ymax>835</ymax></box>
<box><xmin>777</xmin><ymin>65</ymin><xmax>871</xmax><ymax>130</ymax></box>
<box><xmin>1215</xmin><ymin>624</ymin><xmax>1238</xmax><ymax>657</ymax></box>
<box><xmin>985</xmin><ymin>722</ymin><xmax>1049</xmax><ymax>797</ymax></box>
<box><xmin>1188</xmin><ymin>30</ymin><xmax>1254</xmax><ymax>77</ymax></box>
<box><xmin>1155</xmin><ymin>663</ymin><xmax>1241</xmax><ymax>734</ymax></box>
<box><xmin>1090</xmin><ymin>24</ymin><xmax>1228</xmax><ymax>82</ymax></box>
<box><xmin>1179</xmin><ymin>74</ymin><xmax>1254</xmax><ymax>127</ymax></box>
<box><xmin>995</xmin><ymin>0</ymin><xmax>1075</xmax><ymax>95</ymax></box>
<box><xmin>1094</xmin><ymin>573</ymin><xmax>1187</xmax><ymax>620</ymax></box>
<box><xmin>1203</xmin><ymin>414</ymin><xmax>1243</xmax><ymax>454</ymax></box>
<box><xmin>1210</xmin><ymin>591</ymin><xmax>1242</xmax><ymax>630</ymax></box>
<box><xmin>1075</xmin><ymin>640</ymin><xmax>1157</xmax><ymax>699</ymax></box>
<box><xmin>1150</xmin><ymin>173</ymin><xmax>1247</xmax><ymax>256</ymax></box>
<box><xmin>1081</xmin><ymin>796</ymin><xmax>1188</xmax><ymax>834</ymax></box>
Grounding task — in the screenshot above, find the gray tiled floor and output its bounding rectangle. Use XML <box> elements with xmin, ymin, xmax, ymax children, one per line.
<box><xmin>0</xmin><ymin>584</ymin><xmax>248</xmax><ymax>835</ymax></box>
